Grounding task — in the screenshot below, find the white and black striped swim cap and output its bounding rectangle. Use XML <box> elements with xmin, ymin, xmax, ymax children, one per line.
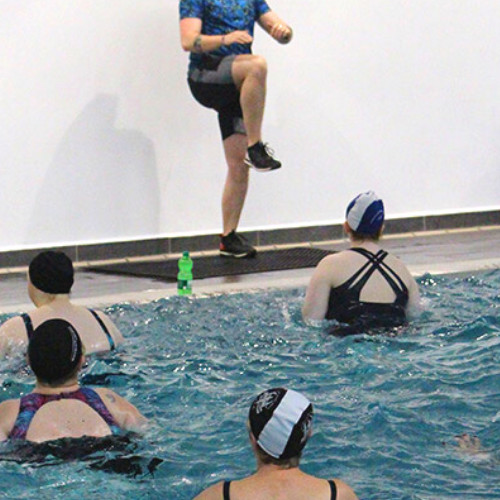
<box><xmin>249</xmin><ymin>388</ymin><xmax>313</xmax><ymax>460</ymax></box>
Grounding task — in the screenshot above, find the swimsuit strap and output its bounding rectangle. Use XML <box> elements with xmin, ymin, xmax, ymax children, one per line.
<box><xmin>88</xmin><ymin>308</ymin><xmax>115</xmax><ymax>350</ymax></box>
<box><xmin>77</xmin><ymin>387</ymin><xmax>120</xmax><ymax>433</ymax></box>
<box><xmin>328</xmin><ymin>479</ymin><xmax>337</xmax><ymax>500</ymax></box>
<box><xmin>221</xmin><ymin>478</ymin><xmax>335</xmax><ymax>500</ymax></box>
<box><xmin>9</xmin><ymin>387</ymin><xmax>120</xmax><ymax>440</ymax></box>
<box><xmin>223</xmin><ymin>481</ymin><xmax>231</xmax><ymax>500</ymax></box>
<box><xmin>345</xmin><ymin>248</ymin><xmax>389</xmax><ymax>294</ymax></box>
<box><xmin>348</xmin><ymin>248</ymin><xmax>408</xmax><ymax>303</ymax></box>
<box><xmin>336</xmin><ymin>248</ymin><xmax>382</xmax><ymax>292</ymax></box>
<box><xmin>21</xmin><ymin>313</ymin><xmax>34</xmax><ymax>340</ymax></box>
<box><xmin>372</xmin><ymin>258</ymin><xmax>409</xmax><ymax>304</ymax></box>
<box><xmin>9</xmin><ymin>393</ymin><xmax>49</xmax><ymax>439</ymax></box>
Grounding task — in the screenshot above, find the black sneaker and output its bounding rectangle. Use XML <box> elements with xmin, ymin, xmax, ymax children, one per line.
<box><xmin>220</xmin><ymin>230</ymin><xmax>257</xmax><ymax>258</ymax></box>
<box><xmin>244</xmin><ymin>142</ymin><xmax>281</xmax><ymax>172</ymax></box>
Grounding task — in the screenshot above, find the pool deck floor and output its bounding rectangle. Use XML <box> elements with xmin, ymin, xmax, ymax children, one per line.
<box><xmin>0</xmin><ymin>226</ymin><xmax>499</xmax><ymax>314</ymax></box>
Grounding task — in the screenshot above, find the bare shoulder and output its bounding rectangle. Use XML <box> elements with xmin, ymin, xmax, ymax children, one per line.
<box><xmin>319</xmin><ymin>251</ymin><xmax>343</xmax><ymax>265</ymax></box>
<box><xmin>0</xmin><ymin>315</ymin><xmax>27</xmax><ymax>337</ymax></box>
<box><xmin>0</xmin><ymin>316</ymin><xmax>29</xmax><ymax>354</ymax></box>
<box><xmin>384</xmin><ymin>251</ymin><xmax>410</xmax><ymax>271</ymax></box>
<box><xmin>93</xmin><ymin>310</ymin><xmax>124</xmax><ymax>343</ymax></box>
<box><xmin>94</xmin><ymin>387</ymin><xmax>126</xmax><ymax>407</ymax></box>
<box><xmin>314</xmin><ymin>249</ymin><xmax>358</xmax><ymax>281</ymax></box>
<box><xmin>385</xmin><ymin>253</ymin><xmax>418</xmax><ymax>284</ymax></box>
<box><xmin>0</xmin><ymin>398</ymin><xmax>20</xmax><ymax>414</ymax></box>
<box><xmin>312</xmin><ymin>251</ymin><xmax>344</xmax><ymax>278</ymax></box>
<box><xmin>332</xmin><ymin>478</ymin><xmax>359</xmax><ymax>500</ymax></box>
<box><xmin>0</xmin><ymin>399</ymin><xmax>21</xmax><ymax>440</ymax></box>
<box><xmin>193</xmin><ymin>480</ymin><xmax>224</xmax><ymax>500</ymax></box>
<box><xmin>94</xmin><ymin>387</ymin><xmax>147</xmax><ymax>431</ymax></box>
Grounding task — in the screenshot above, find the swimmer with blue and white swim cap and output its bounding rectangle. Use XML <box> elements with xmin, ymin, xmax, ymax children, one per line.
<box><xmin>194</xmin><ymin>388</ymin><xmax>358</xmax><ymax>499</ymax></box>
<box><xmin>302</xmin><ymin>191</ymin><xmax>420</xmax><ymax>331</ymax></box>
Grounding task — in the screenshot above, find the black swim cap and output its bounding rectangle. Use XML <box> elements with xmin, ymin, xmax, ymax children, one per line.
<box><xmin>29</xmin><ymin>251</ymin><xmax>74</xmax><ymax>294</ymax></box>
<box><xmin>28</xmin><ymin>319</ymin><xmax>83</xmax><ymax>384</ymax></box>
<box><xmin>249</xmin><ymin>388</ymin><xmax>313</xmax><ymax>460</ymax></box>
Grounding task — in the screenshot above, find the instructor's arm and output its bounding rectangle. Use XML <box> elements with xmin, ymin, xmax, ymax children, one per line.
<box><xmin>258</xmin><ymin>11</ymin><xmax>293</xmax><ymax>43</ymax></box>
<box><xmin>180</xmin><ymin>18</ymin><xmax>253</xmax><ymax>52</ymax></box>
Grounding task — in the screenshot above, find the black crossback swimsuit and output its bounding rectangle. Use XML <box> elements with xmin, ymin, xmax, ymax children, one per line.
<box><xmin>326</xmin><ymin>247</ymin><xmax>409</xmax><ymax>325</ymax></box>
<box><xmin>222</xmin><ymin>479</ymin><xmax>337</xmax><ymax>499</ymax></box>
<box><xmin>21</xmin><ymin>309</ymin><xmax>115</xmax><ymax>350</ymax></box>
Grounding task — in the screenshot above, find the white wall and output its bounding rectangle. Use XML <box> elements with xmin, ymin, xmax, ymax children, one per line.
<box><xmin>1</xmin><ymin>0</ymin><xmax>499</xmax><ymax>250</ymax></box>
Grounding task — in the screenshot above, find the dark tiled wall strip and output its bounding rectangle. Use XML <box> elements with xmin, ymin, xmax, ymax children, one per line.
<box><xmin>1</xmin><ymin>210</ymin><xmax>499</xmax><ymax>269</ymax></box>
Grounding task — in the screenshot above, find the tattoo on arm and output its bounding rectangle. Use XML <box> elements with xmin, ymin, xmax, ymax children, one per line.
<box><xmin>193</xmin><ymin>35</ymin><xmax>203</xmax><ymax>53</ymax></box>
<box><xmin>106</xmin><ymin>392</ymin><xmax>116</xmax><ymax>403</ymax></box>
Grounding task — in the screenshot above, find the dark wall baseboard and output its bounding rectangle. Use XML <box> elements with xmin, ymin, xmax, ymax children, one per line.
<box><xmin>1</xmin><ymin>210</ymin><xmax>498</xmax><ymax>269</ymax></box>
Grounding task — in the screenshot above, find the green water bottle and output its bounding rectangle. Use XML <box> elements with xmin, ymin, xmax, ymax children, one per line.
<box><xmin>177</xmin><ymin>251</ymin><xmax>193</xmax><ymax>295</ymax></box>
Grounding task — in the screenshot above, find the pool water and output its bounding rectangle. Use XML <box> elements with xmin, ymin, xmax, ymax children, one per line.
<box><xmin>0</xmin><ymin>270</ymin><xmax>499</xmax><ymax>499</ymax></box>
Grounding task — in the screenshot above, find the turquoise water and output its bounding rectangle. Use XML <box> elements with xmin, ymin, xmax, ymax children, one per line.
<box><xmin>0</xmin><ymin>270</ymin><xmax>499</xmax><ymax>499</ymax></box>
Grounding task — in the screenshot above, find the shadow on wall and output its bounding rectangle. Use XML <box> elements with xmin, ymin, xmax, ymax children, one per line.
<box><xmin>27</xmin><ymin>94</ymin><xmax>160</xmax><ymax>245</ymax></box>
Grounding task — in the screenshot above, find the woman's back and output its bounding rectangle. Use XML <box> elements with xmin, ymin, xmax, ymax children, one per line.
<box><xmin>29</xmin><ymin>299</ymin><xmax>123</xmax><ymax>353</ymax></box>
<box><xmin>26</xmin><ymin>398</ymin><xmax>112</xmax><ymax>442</ymax></box>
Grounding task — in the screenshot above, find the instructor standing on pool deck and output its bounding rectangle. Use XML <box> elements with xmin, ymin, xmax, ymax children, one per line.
<box><xmin>179</xmin><ymin>0</ymin><xmax>293</xmax><ymax>258</ymax></box>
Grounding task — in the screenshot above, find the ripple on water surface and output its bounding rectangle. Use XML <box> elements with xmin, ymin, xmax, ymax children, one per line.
<box><xmin>0</xmin><ymin>270</ymin><xmax>499</xmax><ymax>499</ymax></box>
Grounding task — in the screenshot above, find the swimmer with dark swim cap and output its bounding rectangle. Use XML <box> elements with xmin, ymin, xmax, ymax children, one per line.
<box><xmin>28</xmin><ymin>250</ymin><xmax>74</xmax><ymax>295</ymax></box>
<box><xmin>303</xmin><ymin>191</ymin><xmax>421</xmax><ymax>330</ymax></box>
<box><xmin>194</xmin><ymin>388</ymin><xmax>358</xmax><ymax>500</ymax></box>
<box><xmin>0</xmin><ymin>319</ymin><xmax>147</xmax><ymax>443</ymax></box>
<box><xmin>28</xmin><ymin>317</ymin><xmax>83</xmax><ymax>385</ymax></box>
<box><xmin>0</xmin><ymin>250</ymin><xmax>123</xmax><ymax>356</ymax></box>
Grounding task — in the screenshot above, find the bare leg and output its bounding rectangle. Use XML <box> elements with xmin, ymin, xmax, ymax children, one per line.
<box><xmin>221</xmin><ymin>133</ymin><xmax>249</xmax><ymax>235</ymax></box>
<box><xmin>231</xmin><ymin>55</ymin><xmax>267</xmax><ymax>147</ymax></box>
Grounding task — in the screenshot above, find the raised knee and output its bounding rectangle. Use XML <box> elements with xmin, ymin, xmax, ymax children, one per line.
<box><xmin>249</xmin><ymin>55</ymin><xmax>267</xmax><ymax>78</ymax></box>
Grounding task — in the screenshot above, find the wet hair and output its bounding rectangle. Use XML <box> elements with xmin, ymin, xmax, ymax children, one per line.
<box><xmin>349</xmin><ymin>226</ymin><xmax>383</xmax><ymax>241</ymax></box>
<box><xmin>28</xmin><ymin>319</ymin><xmax>83</xmax><ymax>386</ymax></box>
<box><xmin>249</xmin><ymin>388</ymin><xmax>313</xmax><ymax>461</ymax></box>
<box><xmin>29</xmin><ymin>251</ymin><xmax>74</xmax><ymax>294</ymax></box>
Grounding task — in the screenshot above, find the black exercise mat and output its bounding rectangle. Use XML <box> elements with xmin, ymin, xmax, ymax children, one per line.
<box><xmin>88</xmin><ymin>247</ymin><xmax>332</xmax><ymax>281</ymax></box>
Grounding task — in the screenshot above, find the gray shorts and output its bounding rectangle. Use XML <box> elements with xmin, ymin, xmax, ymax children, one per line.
<box><xmin>188</xmin><ymin>55</ymin><xmax>246</xmax><ymax>140</ymax></box>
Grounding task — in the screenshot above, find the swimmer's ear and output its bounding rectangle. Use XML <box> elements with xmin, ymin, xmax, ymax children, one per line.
<box><xmin>343</xmin><ymin>221</ymin><xmax>352</xmax><ymax>236</ymax></box>
<box><xmin>78</xmin><ymin>354</ymin><xmax>86</xmax><ymax>370</ymax></box>
<box><xmin>247</xmin><ymin>424</ymin><xmax>258</xmax><ymax>450</ymax></box>
<box><xmin>307</xmin><ymin>423</ymin><xmax>313</xmax><ymax>439</ymax></box>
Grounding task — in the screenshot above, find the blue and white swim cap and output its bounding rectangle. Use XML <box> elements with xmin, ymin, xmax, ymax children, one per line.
<box><xmin>346</xmin><ymin>191</ymin><xmax>385</xmax><ymax>235</ymax></box>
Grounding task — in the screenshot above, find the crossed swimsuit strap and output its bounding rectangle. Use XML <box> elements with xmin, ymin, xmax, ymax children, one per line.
<box><xmin>222</xmin><ymin>479</ymin><xmax>337</xmax><ymax>499</ymax></box>
<box><xmin>345</xmin><ymin>248</ymin><xmax>409</xmax><ymax>304</ymax></box>
<box><xmin>21</xmin><ymin>309</ymin><xmax>114</xmax><ymax>350</ymax></box>
<box><xmin>9</xmin><ymin>387</ymin><xmax>120</xmax><ymax>440</ymax></box>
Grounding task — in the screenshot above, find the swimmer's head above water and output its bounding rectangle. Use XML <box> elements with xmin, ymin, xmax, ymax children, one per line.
<box><xmin>28</xmin><ymin>250</ymin><xmax>74</xmax><ymax>295</ymax></box>
<box><xmin>345</xmin><ymin>191</ymin><xmax>385</xmax><ymax>240</ymax></box>
<box><xmin>248</xmin><ymin>388</ymin><xmax>313</xmax><ymax>466</ymax></box>
<box><xmin>28</xmin><ymin>318</ymin><xmax>83</xmax><ymax>386</ymax></box>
